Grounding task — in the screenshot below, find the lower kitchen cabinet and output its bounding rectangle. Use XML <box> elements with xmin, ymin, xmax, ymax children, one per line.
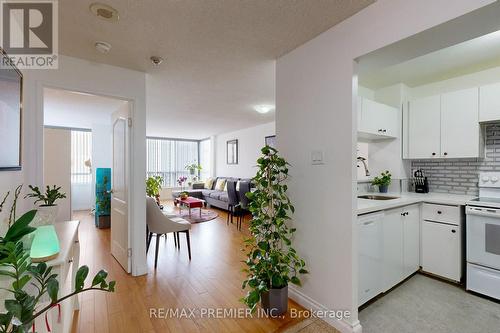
<box><xmin>403</xmin><ymin>204</ymin><xmax>420</xmax><ymax>278</ymax></box>
<box><xmin>422</xmin><ymin>220</ymin><xmax>461</xmax><ymax>282</ymax></box>
<box><xmin>383</xmin><ymin>208</ymin><xmax>404</xmax><ymax>291</ymax></box>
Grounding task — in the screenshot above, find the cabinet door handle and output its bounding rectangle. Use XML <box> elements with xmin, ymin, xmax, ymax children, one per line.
<box><xmin>432</xmin><ymin>152</ymin><xmax>436</xmax><ymax>156</ymax></box>
<box><xmin>437</xmin><ymin>211</ymin><xmax>442</xmax><ymax>214</ymax></box>
<box><xmin>451</xmin><ymin>229</ymin><xmax>456</xmax><ymax>233</ymax></box>
<box><xmin>363</xmin><ymin>221</ymin><xmax>375</xmax><ymax>226</ymax></box>
<box><xmin>443</xmin><ymin>152</ymin><xmax>448</xmax><ymax>156</ymax></box>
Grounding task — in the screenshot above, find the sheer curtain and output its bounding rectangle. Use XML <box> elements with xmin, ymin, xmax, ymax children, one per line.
<box><xmin>199</xmin><ymin>139</ymin><xmax>211</xmax><ymax>181</ymax></box>
<box><xmin>71</xmin><ymin>130</ymin><xmax>92</xmax><ymax>184</ymax></box>
<box><xmin>146</xmin><ymin>138</ymin><xmax>199</xmax><ymax>187</ymax></box>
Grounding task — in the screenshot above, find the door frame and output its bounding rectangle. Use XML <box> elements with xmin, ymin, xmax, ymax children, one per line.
<box><xmin>38</xmin><ymin>82</ymin><xmax>147</xmax><ymax>276</ymax></box>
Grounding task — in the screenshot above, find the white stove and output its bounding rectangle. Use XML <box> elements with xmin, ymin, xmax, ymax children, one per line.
<box><xmin>466</xmin><ymin>172</ymin><xmax>500</xmax><ymax>300</ymax></box>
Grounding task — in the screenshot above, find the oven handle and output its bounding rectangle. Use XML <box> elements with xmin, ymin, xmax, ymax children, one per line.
<box><xmin>466</xmin><ymin>206</ymin><xmax>500</xmax><ymax>218</ymax></box>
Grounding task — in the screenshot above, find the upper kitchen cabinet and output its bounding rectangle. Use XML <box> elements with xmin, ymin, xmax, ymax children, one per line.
<box><xmin>480</xmin><ymin>82</ymin><xmax>500</xmax><ymax>122</ymax></box>
<box><xmin>408</xmin><ymin>95</ymin><xmax>441</xmax><ymax>159</ymax></box>
<box><xmin>407</xmin><ymin>88</ymin><xmax>483</xmax><ymax>159</ymax></box>
<box><xmin>441</xmin><ymin>88</ymin><xmax>480</xmax><ymax>158</ymax></box>
<box><xmin>358</xmin><ymin>97</ymin><xmax>399</xmax><ymax>140</ymax></box>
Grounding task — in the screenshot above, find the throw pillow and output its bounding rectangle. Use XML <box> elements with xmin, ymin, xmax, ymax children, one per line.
<box><xmin>236</xmin><ymin>180</ymin><xmax>241</xmax><ymax>192</ymax></box>
<box><xmin>224</xmin><ymin>181</ymin><xmax>228</xmax><ymax>192</ymax></box>
<box><xmin>215</xmin><ymin>178</ymin><xmax>226</xmax><ymax>191</ymax></box>
<box><xmin>205</xmin><ymin>177</ymin><xmax>214</xmax><ymax>189</ymax></box>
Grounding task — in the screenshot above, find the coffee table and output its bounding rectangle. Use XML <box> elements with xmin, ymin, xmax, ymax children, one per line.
<box><xmin>174</xmin><ymin>196</ymin><xmax>205</xmax><ymax>218</ymax></box>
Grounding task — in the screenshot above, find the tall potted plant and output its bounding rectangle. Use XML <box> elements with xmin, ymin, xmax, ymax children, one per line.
<box><xmin>241</xmin><ymin>146</ymin><xmax>308</xmax><ymax>315</ymax></box>
<box><xmin>24</xmin><ymin>185</ymin><xmax>66</xmax><ymax>227</ymax></box>
<box><xmin>146</xmin><ymin>176</ymin><xmax>164</xmax><ymax>205</ymax></box>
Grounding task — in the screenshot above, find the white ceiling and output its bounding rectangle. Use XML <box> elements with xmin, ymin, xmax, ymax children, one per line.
<box><xmin>58</xmin><ymin>0</ymin><xmax>374</xmax><ymax>139</ymax></box>
<box><xmin>43</xmin><ymin>88</ymin><xmax>127</xmax><ymax>129</ymax></box>
<box><xmin>360</xmin><ymin>29</ymin><xmax>500</xmax><ymax>89</ymax></box>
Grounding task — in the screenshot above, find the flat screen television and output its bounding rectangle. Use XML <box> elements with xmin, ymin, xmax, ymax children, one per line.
<box><xmin>0</xmin><ymin>48</ymin><xmax>22</xmax><ymax>170</ymax></box>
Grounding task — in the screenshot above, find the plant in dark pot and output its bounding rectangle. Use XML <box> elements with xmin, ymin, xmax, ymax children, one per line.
<box><xmin>241</xmin><ymin>146</ymin><xmax>308</xmax><ymax>315</ymax></box>
<box><xmin>372</xmin><ymin>170</ymin><xmax>392</xmax><ymax>193</ymax></box>
<box><xmin>95</xmin><ymin>175</ymin><xmax>111</xmax><ymax>229</ymax></box>
<box><xmin>24</xmin><ymin>185</ymin><xmax>66</xmax><ymax>227</ymax></box>
<box><xmin>146</xmin><ymin>176</ymin><xmax>164</xmax><ymax>205</ymax></box>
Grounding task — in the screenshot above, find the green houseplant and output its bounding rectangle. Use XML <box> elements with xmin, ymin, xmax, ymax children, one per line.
<box><xmin>372</xmin><ymin>170</ymin><xmax>392</xmax><ymax>193</ymax></box>
<box><xmin>24</xmin><ymin>185</ymin><xmax>67</xmax><ymax>227</ymax></box>
<box><xmin>241</xmin><ymin>146</ymin><xmax>307</xmax><ymax>315</ymax></box>
<box><xmin>185</xmin><ymin>163</ymin><xmax>202</xmax><ymax>176</ymax></box>
<box><xmin>146</xmin><ymin>176</ymin><xmax>164</xmax><ymax>205</ymax></box>
<box><xmin>0</xmin><ymin>186</ymin><xmax>115</xmax><ymax>333</ymax></box>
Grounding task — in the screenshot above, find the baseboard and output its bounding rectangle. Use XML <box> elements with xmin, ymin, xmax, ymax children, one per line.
<box><xmin>288</xmin><ymin>285</ymin><xmax>362</xmax><ymax>333</ymax></box>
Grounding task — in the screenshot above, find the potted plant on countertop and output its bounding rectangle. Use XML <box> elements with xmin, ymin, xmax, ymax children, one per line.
<box><xmin>146</xmin><ymin>175</ymin><xmax>164</xmax><ymax>205</ymax></box>
<box><xmin>24</xmin><ymin>185</ymin><xmax>66</xmax><ymax>227</ymax></box>
<box><xmin>241</xmin><ymin>146</ymin><xmax>308</xmax><ymax>315</ymax></box>
<box><xmin>0</xmin><ymin>186</ymin><xmax>116</xmax><ymax>333</ymax></box>
<box><xmin>372</xmin><ymin>170</ymin><xmax>392</xmax><ymax>193</ymax></box>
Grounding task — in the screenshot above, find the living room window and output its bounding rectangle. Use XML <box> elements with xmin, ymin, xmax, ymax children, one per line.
<box><xmin>146</xmin><ymin>137</ymin><xmax>200</xmax><ymax>187</ymax></box>
<box><xmin>71</xmin><ymin>129</ymin><xmax>92</xmax><ymax>184</ymax></box>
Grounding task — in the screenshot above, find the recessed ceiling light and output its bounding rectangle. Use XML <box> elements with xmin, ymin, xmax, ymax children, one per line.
<box><xmin>89</xmin><ymin>3</ymin><xmax>119</xmax><ymax>22</ymax></box>
<box><xmin>254</xmin><ymin>105</ymin><xmax>274</xmax><ymax>114</ymax></box>
<box><xmin>150</xmin><ymin>56</ymin><xmax>164</xmax><ymax>66</ymax></box>
<box><xmin>95</xmin><ymin>41</ymin><xmax>112</xmax><ymax>54</ymax></box>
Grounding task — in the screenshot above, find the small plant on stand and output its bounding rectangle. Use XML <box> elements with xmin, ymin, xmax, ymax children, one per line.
<box><xmin>24</xmin><ymin>185</ymin><xmax>67</xmax><ymax>227</ymax></box>
<box><xmin>372</xmin><ymin>170</ymin><xmax>392</xmax><ymax>193</ymax></box>
<box><xmin>185</xmin><ymin>163</ymin><xmax>202</xmax><ymax>186</ymax></box>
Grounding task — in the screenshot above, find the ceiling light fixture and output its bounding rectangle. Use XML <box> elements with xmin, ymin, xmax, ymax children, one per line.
<box><xmin>95</xmin><ymin>41</ymin><xmax>112</xmax><ymax>54</ymax></box>
<box><xmin>254</xmin><ymin>105</ymin><xmax>274</xmax><ymax>114</ymax></box>
<box><xmin>150</xmin><ymin>56</ymin><xmax>164</xmax><ymax>66</ymax></box>
<box><xmin>89</xmin><ymin>3</ymin><xmax>119</xmax><ymax>22</ymax></box>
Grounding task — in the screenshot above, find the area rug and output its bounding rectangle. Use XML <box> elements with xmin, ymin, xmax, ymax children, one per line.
<box><xmin>173</xmin><ymin>208</ymin><xmax>218</xmax><ymax>223</ymax></box>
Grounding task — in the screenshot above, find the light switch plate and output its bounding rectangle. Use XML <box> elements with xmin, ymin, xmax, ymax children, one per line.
<box><xmin>311</xmin><ymin>150</ymin><xmax>324</xmax><ymax>165</ymax></box>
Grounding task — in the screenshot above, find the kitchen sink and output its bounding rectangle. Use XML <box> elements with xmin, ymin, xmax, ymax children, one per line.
<box><xmin>357</xmin><ymin>195</ymin><xmax>399</xmax><ymax>200</ymax></box>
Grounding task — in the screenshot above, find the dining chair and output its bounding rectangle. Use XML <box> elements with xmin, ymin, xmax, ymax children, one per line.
<box><xmin>146</xmin><ymin>197</ymin><xmax>192</xmax><ymax>268</ymax></box>
<box><xmin>226</xmin><ymin>180</ymin><xmax>240</xmax><ymax>226</ymax></box>
<box><xmin>237</xmin><ymin>181</ymin><xmax>252</xmax><ymax>230</ymax></box>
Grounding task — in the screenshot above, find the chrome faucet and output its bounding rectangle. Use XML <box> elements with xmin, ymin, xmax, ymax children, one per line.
<box><xmin>357</xmin><ymin>157</ymin><xmax>370</xmax><ymax>176</ymax></box>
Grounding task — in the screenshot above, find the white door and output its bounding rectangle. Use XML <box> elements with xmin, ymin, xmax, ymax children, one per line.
<box><xmin>422</xmin><ymin>220</ymin><xmax>460</xmax><ymax>281</ymax></box>
<box><xmin>441</xmin><ymin>88</ymin><xmax>479</xmax><ymax>158</ymax></box>
<box><xmin>111</xmin><ymin>106</ymin><xmax>131</xmax><ymax>273</ymax></box>
<box><xmin>479</xmin><ymin>82</ymin><xmax>500</xmax><ymax>122</ymax></box>
<box><xmin>382</xmin><ymin>208</ymin><xmax>404</xmax><ymax>292</ymax></box>
<box><xmin>358</xmin><ymin>212</ymin><xmax>384</xmax><ymax>305</ymax></box>
<box><xmin>403</xmin><ymin>204</ymin><xmax>420</xmax><ymax>278</ymax></box>
<box><xmin>408</xmin><ymin>95</ymin><xmax>441</xmax><ymax>158</ymax></box>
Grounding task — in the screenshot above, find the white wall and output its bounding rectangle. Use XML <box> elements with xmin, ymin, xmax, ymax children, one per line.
<box><xmin>215</xmin><ymin>122</ymin><xmax>275</xmax><ymax>178</ymax></box>
<box><xmin>21</xmin><ymin>55</ymin><xmax>147</xmax><ymax>276</ymax></box>
<box><xmin>276</xmin><ymin>1</ymin><xmax>494</xmax><ymax>332</ymax></box>
<box><xmin>410</xmin><ymin>64</ymin><xmax>500</xmax><ymax>98</ymax></box>
<box><xmin>43</xmin><ymin>128</ymin><xmax>72</xmax><ymax>221</ymax></box>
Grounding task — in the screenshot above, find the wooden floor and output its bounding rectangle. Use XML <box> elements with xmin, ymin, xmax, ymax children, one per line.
<box><xmin>70</xmin><ymin>203</ymin><xmax>306</xmax><ymax>333</ymax></box>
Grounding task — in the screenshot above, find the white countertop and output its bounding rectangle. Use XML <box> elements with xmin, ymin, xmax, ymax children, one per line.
<box><xmin>357</xmin><ymin>192</ymin><xmax>475</xmax><ymax>215</ymax></box>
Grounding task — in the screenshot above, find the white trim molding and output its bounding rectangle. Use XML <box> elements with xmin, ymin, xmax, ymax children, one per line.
<box><xmin>288</xmin><ymin>286</ymin><xmax>362</xmax><ymax>333</ymax></box>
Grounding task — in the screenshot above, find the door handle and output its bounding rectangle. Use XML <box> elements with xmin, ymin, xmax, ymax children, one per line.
<box><xmin>451</xmin><ymin>229</ymin><xmax>456</xmax><ymax>233</ymax></box>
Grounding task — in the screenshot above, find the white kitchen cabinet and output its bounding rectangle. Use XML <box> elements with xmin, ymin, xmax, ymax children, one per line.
<box><xmin>441</xmin><ymin>88</ymin><xmax>480</xmax><ymax>158</ymax></box>
<box><xmin>479</xmin><ymin>82</ymin><xmax>500</xmax><ymax>122</ymax></box>
<box><xmin>358</xmin><ymin>97</ymin><xmax>399</xmax><ymax>140</ymax></box>
<box><xmin>408</xmin><ymin>95</ymin><xmax>441</xmax><ymax>159</ymax></box>
<box><xmin>382</xmin><ymin>208</ymin><xmax>404</xmax><ymax>292</ymax></box>
<box><xmin>358</xmin><ymin>212</ymin><xmax>384</xmax><ymax>306</ymax></box>
<box><xmin>422</xmin><ymin>220</ymin><xmax>461</xmax><ymax>282</ymax></box>
<box><xmin>403</xmin><ymin>204</ymin><xmax>420</xmax><ymax>278</ymax></box>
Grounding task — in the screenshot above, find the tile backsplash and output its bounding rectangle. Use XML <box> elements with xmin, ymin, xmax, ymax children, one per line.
<box><xmin>411</xmin><ymin>123</ymin><xmax>500</xmax><ymax>196</ymax></box>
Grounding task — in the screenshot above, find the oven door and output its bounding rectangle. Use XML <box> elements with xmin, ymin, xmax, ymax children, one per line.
<box><xmin>466</xmin><ymin>206</ymin><xmax>500</xmax><ymax>270</ymax></box>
